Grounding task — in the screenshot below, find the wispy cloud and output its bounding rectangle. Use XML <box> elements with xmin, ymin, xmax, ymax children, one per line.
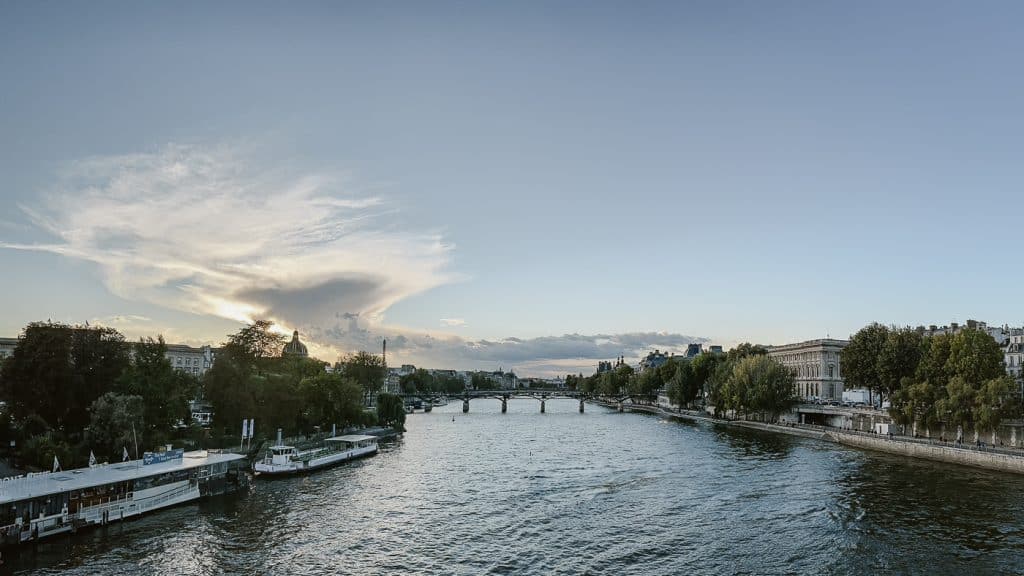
<box><xmin>3</xmin><ymin>143</ymin><xmax>456</xmax><ymax>334</ymax></box>
<box><xmin>4</xmin><ymin>142</ymin><xmax>709</xmax><ymax>376</ymax></box>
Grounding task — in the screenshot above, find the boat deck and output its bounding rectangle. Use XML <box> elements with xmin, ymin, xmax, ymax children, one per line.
<box><xmin>0</xmin><ymin>451</ymin><xmax>245</xmax><ymax>504</ymax></box>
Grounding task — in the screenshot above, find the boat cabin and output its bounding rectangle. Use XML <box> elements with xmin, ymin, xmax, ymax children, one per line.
<box><xmin>324</xmin><ymin>435</ymin><xmax>377</xmax><ymax>450</ymax></box>
<box><xmin>267</xmin><ymin>445</ymin><xmax>298</xmax><ymax>465</ymax></box>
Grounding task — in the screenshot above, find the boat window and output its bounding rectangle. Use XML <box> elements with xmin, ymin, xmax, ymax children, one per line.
<box><xmin>134</xmin><ymin>469</ymin><xmax>191</xmax><ymax>491</ymax></box>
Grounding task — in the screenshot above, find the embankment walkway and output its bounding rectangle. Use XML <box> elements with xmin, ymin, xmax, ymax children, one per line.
<box><xmin>598</xmin><ymin>400</ymin><xmax>1024</xmax><ymax>476</ymax></box>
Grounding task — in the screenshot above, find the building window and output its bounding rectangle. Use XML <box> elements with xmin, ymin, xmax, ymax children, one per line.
<box><xmin>828</xmin><ymin>365</ymin><xmax>834</xmax><ymax>378</ymax></box>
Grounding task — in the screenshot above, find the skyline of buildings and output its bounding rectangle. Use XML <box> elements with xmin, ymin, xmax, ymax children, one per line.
<box><xmin>3</xmin><ymin>318</ymin><xmax>1022</xmax><ymax>386</ymax></box>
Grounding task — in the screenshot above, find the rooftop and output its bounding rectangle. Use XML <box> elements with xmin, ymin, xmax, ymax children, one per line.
<box><xmin>0</xmin><ymin>450</ymin><xmax>245</xmax><ymax>504</ymax></box>
<box><xmin>325</xmin><ymin>435</ymin><xmax>377</xmax><ymax>443</ymax></box>
<box><xmin>767</xmin><ymin>338</ymin><xmax>849</xmax><ymax>352</ymax></box>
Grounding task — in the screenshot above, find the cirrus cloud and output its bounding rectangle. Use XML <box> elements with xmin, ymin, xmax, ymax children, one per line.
<box><xmin>2</xmin><ymin>143</ymin><xmax>456</xmax><ymax>333</ymax></box>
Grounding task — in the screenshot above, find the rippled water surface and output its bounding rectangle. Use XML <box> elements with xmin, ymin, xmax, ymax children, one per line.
<box><xmin>9</xmin><ymin>399</ymin><xmax>1024</xmax><ymax>575</ymax></box>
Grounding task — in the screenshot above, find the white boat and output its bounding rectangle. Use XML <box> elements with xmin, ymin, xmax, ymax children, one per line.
<box><xmin>0</xmin><ymin>448</ymin><xmax>248</xmax><ymax>545</ymax></box>
<box><xmin>253</xmin><ymin>435</ymin><xmax>378</xmax><ymax>476</ymax></box>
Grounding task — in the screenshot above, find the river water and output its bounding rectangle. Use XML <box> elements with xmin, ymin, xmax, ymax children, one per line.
<box><xmin>7</xmin><ymin>399</ymin><xmax>1024</xmax><ymax>575</ymax></box>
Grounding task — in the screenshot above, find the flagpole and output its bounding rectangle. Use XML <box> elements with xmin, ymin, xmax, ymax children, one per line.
<box><xmin>132</xmin><ymin>422</ymin><xmax>140</xmax><ymax>468</ymax></box>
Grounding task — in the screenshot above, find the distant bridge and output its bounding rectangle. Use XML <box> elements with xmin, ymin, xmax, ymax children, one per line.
<box><xmin>398</xmin><ymin>390</ymin><xmax>653</xmax><ymax>414</ymax></box>
<box><xmin>401</xmin><ymin>390</ymin><xmax>588</xmax><ymax>413</ymax></box>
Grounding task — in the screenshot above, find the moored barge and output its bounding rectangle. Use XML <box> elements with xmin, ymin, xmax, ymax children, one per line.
<box><xmin>253</xmin><ymin>434</ymin><xmax>378</xmax><ymax>476</ymax></box>
<box><xmin>0</xmin><ymin>448</ymin><xmax>248</xmax><ymax>545</ymax></box>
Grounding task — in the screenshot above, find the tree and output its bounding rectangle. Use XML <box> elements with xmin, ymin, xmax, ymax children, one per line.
<box><xmin>470</xmin><ymin>372</ymin><xmax>490</xmax><ymax>390</ymax></box>
<box><xmin>224</xmin><ymin>320</ymin><xmax>286</xmax><ymax>363</ymax></box>
<box><xmin>634</xmin><ymin>368</ymin><xmax>663</xmax><ymax>401</ymax></box>
<box><xmin>664</xmin><ymin>370</ymin><xmax>681</xmax><ymax>407</ymax></box>
<box><xmin>890</xmin><ymin>332</ymin><xmax>955</xmax><ymax>431</ymax></box>
<box><xmin>341</xmin><ymin>351</ymin><xmax>386</xmax><ymax>402</ymax></box>
<box><xmin>877</xmin><ymin>327</ymin><xmax>923</xmax><ymax>399</ymax></box>
<box><xmin>203</xmin><ymin>349</ymin><xmax>257</xmax><ymax>434</ymax></box>
<box><xmin>915</xmin><ymin>333</ymin><xmax>953</xmax><ymax>386</ymax></box>
<box><xmin>690</xmin><ymin>353</ymin><xmax>721</xmax><ymax>403</ymax></box>
<box><xmin>936</xmin><ymin>329</ymin><xmax>1011</xmax><ymax>437</ymax></box>
<box><xmin>281</xmin><ymin>355</ymin><xmax>329</xmax><ymax>382</ymax></box>
<box><xmin>436</xmin><ymin>373</ymin><xmax>466</xmax><ymax>394</ymax></box>
<box><xmin>116</xmin><ymin>336</ymin><xmax>197</xmax><ymax>447</ymax></box>
<box><xmin>580</xmin><ymin>374</ymin><xmax>598</xmax><ymax>395</ymax></box>
<box><xmin>297</xmin><ymin>372</ymin><xmax>365</xmax><ymax>430</ymax></box>
<box><xmin>0</xmin><ymin>322</ymin><xmax>129</xmax><ymax>434</ymax></box>
<box><xmin>726</xmin><ymin>343</ymin><xmax>767</xmax><ymax>362</ymax></box>
<box><xmin>376</xmin><ymin>393</ymin><xmax>407</xmax><ymax>432</ymax></box>
<box><xmin>255</xmin><ymin>373</ymin><xmax>303</xmax><ymax>437</ymax></box>
<box><xmin>20</xmin><ymin>433</ymin><xmax>74</xmax><ymax>472</ymax></box>
<box><xmin>974</xmin><ymin>376</ymin><xmax>1016</xmax><ymax>435</ymax></box>
<box><xmin>706</xmin><ymin>359</ymin><xmax>735</xmax><ymax>417</ymax></box>
<box><xmin>86</xmin><ymin>392</ymin><xmax>145</xmax><ymax>463</ymax></box>
<box><xmin>599</xmin><ymin>364</ymin><xmax>634</xmax><ymax>397</ymax></box>
<box><xmin>400</xmin><ymin>368</ymin><xmax>436</xmax><ymax>394</ymax></box>
<box><xmin>937</xmin><ymin>375</ymin><xmax>977</xmax><ymax>432</ymax></box>
<box><xmin>673</xmin><ymin>360</ymin><xmax>701</xmax><ymax>407</ymax></box>
<box><xmin>945</xmin><ymin>328</ymin><xmax>1005</xmax><ymax>385</ymax></box>
<box><xmin>721</xmin><ymin>355</ymin><xmax>797</xmax><ymax>420</ymax></box>
<box><xmin>890</xmin><ymin>377</ymin><xmax>943</xmax><ymax>435</ymax></box>
<box><xmin>841</xmin><ymin>323</ymin><xmax>890</xmax><ymax>405</ymax></box>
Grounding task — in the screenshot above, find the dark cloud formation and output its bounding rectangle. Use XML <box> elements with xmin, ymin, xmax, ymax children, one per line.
<box><xmin>460</xmin><ymin>332</ymin><xmax>706</xmax><ymax>363</ymax></box>
<box><xmin>236</xmin><ymin>276</ymin><xmax>388</xmax><ymax>329</ymax></box>
<box><xmin>318</xmin><ymin>320</ymin><xmax>707</xmax><ymax>375</ymax></box>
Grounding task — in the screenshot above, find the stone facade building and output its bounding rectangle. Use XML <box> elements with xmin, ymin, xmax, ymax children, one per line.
<box><xmin>0</xmin><ymin>337</ymin><xmax>16</xmax><ymax>361</ymax></box>
<box><xmin>767</xmin><ymin>339</ymin><xmax>848</xmax><ymax>401</ymax></box>
<box><xmin>639</xmin><ymin>350</ymin><xmax>670</xmax><ymax>371</ymax></box>
<box><xmin>1006</xmin><ymin>329</ymin><xmax>1024</xmax><ymax>381</ymax></box>
<box><xmin>165</xmin><ymin>344</ymin><xmax>217</xmax><ymax>377</ymax></box>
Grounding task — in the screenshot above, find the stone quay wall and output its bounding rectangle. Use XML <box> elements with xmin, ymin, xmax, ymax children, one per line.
<box><xmin>829</xmin><ymin>431</ymin><xmax>1024</xmax><ymax>475</ymax></box>
<box><xmin>614</xmin><ymin>400</ymin><xmax>1024</xmax><ymax>476</ymax></box>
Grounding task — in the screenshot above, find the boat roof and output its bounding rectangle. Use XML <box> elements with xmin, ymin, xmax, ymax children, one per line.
<box><xmin>325</xmin><ymin>435</ymin><xmax>377</xmax><ymax>443</ymax></box>
<box><xmin>0</xmin><ymin>450</ymin><xmax>245</xmax><ymax>504</ymax></box>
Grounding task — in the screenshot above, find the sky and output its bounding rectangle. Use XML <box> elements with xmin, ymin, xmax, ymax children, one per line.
<box><xmin>2</xmin><ymin>1</ymin><xmax>1023</xmax><ymax>376</ymax></box>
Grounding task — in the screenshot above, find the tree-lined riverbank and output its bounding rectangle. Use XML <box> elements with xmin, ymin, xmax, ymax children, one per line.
<box><xmin>608</xmin><ymin>400</ymin><xmax>1024</xmax><ymax>475</ymax></box>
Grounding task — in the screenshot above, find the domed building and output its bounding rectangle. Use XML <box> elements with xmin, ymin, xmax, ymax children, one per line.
<box><xmin>282</xmin><ymin>330</ymin><xmax>308</xmax><ymax>358</ymax></box>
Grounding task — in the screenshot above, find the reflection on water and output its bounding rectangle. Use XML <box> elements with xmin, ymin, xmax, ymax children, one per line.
<box><xmin>7</xmin><ymin>399</ymin><xmax>1024</xmax><ymax>575</ymax></box>
<box><xmin>709</xmin><ymin>422</ymin><xmax>797</xmax><ymax>460</ymax></box>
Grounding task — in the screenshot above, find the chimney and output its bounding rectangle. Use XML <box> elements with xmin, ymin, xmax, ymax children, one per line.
<box><xmin>277</xmin><ymin>428</ymin><xmax>283</xmax><ymax>446</ymax></box>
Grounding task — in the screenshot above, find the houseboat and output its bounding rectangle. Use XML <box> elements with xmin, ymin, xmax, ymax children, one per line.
<box><xmin>253</xmin><ymin>434</ymin><xmax>378</xmax><ymax>476</ymax></box>
<box><xmin>0</xmin><ymin>448</ymin><xmax>248</xmax><ymax>546</ymax></box>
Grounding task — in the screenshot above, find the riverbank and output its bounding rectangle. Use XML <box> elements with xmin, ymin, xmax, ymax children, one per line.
<box><xmin>600</xmin><ymin>400</ymin><xmax>1024</xmax><ymax>476</ymax></box>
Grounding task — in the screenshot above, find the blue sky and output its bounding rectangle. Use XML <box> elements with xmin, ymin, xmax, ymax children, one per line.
<box><xmin>2</xmin><ymin>1</ymin><xmax>1022</xmax><ymax>375</ymax></box>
